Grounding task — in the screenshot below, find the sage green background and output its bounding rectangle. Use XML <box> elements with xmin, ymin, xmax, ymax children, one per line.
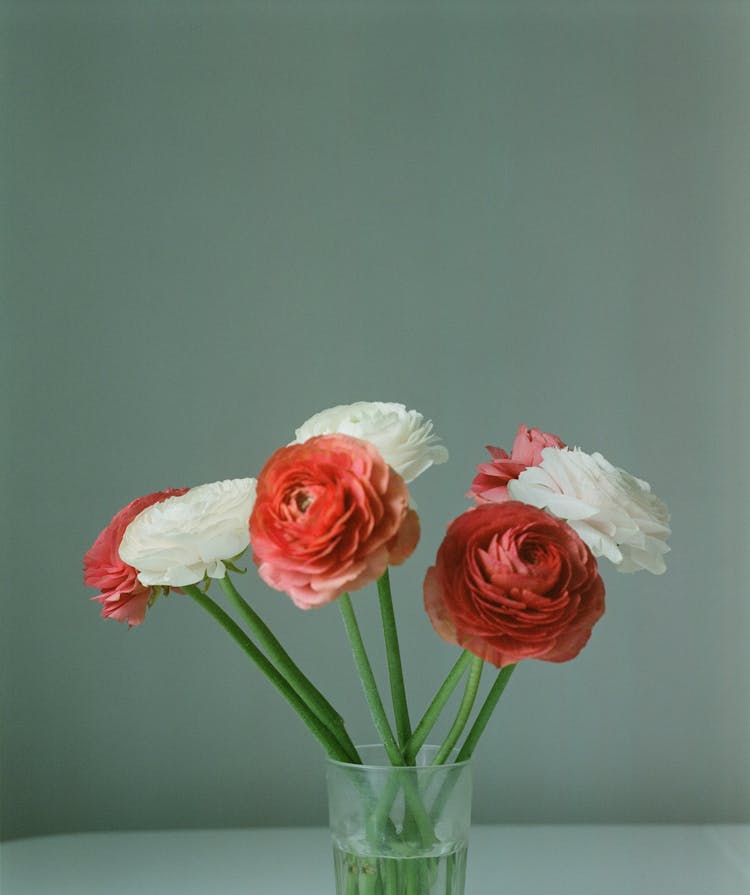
<box><xmin>2</xmin><ymin>0</ymin><xmax>748</xmax><ymax>841</ymax></box>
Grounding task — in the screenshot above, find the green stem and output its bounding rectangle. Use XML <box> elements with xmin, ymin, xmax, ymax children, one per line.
<box><xmin>456</xmin><ymin>663</ymin><xmax>516</xmax><ymax>762</ymax></box>
<box><xmin>358</xmin><ymin>862</ymin><xmax>378</xmax><ymax>895</ymax></box>
<box><xmin>183</xmin><ymin>585</ymin><xmax>351</xmax><ymax>762</ymax></box>
<box><xmin>376</xmin><ymin>569</ymin><xmax>411</xmax><ymax>750</ymax></box>
<box><xmin>405</xmin><ymin>860</ymin><xmax>419</xmax><ymax>895</ymax></box>
<box><xmin>404</xmin><ymin>651</ymin><xmax>472</xmax><ymax>763</ymax></box>
<box><xmin>368</xmin><ymin>769</ymin><xmax>435</xmax><ymax>853</ymax></box>
<box><xmin>219</xmin><ymin>575</ymin><xmax>360</xmax><ymax>763</ymax></box>
<box><xmin>432</xmin><ymin>655</ymin><xmax>484</xmax><ymax>765</ymax></box>
<box><xmin>338</xmin><ymin>593</ymin><xmax>403</xmax><ymax>766</ymax></box>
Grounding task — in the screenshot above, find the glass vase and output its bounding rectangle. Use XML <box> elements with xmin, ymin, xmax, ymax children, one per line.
<box><xmin>326</xmin><ymin>745</ymin><xmax>472</xmax><ymax>895</ymax></box>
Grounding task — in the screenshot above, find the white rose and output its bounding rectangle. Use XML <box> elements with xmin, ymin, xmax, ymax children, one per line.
<box><xmin>508</xmin><ymin>447</ymin><xmax>671</xmax><ymax>574</ymax></box>
<box><xmin>293</xmin><ymin>401</ymin><xmax>448</xmax><ymax>483</ymax></box>
<box><xmin>119</xmin><ymin>478</ymin><xmax>257</xmax><ymax>587</ymax></box>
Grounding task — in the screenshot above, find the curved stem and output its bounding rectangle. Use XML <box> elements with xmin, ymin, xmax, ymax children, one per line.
<box><xmin>338</xmin><ymin>593</ymin><xmax>403</xmax><ymax>766</ymax></box>
<box><xmin>219</xmin><ymin>575</ymin><xmax>359</xmax><ymax>763</ymax></box>
<box><xmin>404</xmin><ymin>651</ymin><xmax>472</xmax><ymax>763</ymax></box>
<box><xmin>376</xmin><ymin>569</ymin><xmax>411</xmax><ymax>749</ymax></box>
<box><xmin>183</xmin><ymin>585</ymin><xmax>351</xmax><ymax>761</ymax></box>
<box><xmin>456</xmin><ymin>663</ymin><xmax>516</xmax><ymax>762</ymax></box>
<box><xmin>432</xmin><ymin>655</ymin><xmax>484</xmax><ymax>765</ymax></box>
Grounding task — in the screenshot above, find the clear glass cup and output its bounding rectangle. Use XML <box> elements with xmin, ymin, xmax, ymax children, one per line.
<box><xmin>326</xmin><ymin>745</ymin><xmax>472</xmax><ymax>895</ymax></box>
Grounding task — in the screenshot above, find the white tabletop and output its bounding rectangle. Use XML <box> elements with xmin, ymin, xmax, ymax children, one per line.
<box><xmin>1</xmin><ymin>825</ymin><xmax>748</xmax><ymax>894</ymax></box>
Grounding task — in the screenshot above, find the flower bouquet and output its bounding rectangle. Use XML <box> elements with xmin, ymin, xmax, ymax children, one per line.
<box><xmin>84</xmin><ymin>402</ymin><xmax>670</xmax><ymax>895</ymax></box>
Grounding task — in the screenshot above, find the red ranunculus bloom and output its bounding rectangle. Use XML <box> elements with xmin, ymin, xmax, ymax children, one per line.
<box><xmin>468</xmin><ymin>425</ymin><xmax>566</xmax><ymax>504</ymax></box>
<box><xmin>250</xmin><ymin>435</ymin><xmax>420</xmax><ymax>609</ymax></box>
<box><xmin>424</xmin><ymin>502</ymin><xmax>605</xmax><ymax>667</ymax></box>
<box><xmin>83</xmin><ymin>488</ymin><xmax>188</xmax><ymax>626</ymax></box>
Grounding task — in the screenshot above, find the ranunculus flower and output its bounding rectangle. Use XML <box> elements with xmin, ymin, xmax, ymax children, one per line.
<box><xmin>424</xmin><ymin>502</ymin><xmax>605</xmax><ymax>667</ymax></box>
<box><xmin>250</xmin><ymin>434</ymin><xmax>420</xmax><ymax>609</ymax></box>
<box><xmin>84</xmin><ymin>488</ymin><xmax>188</xmax><ymax>626</ymax></box>
<box><xmin>508</xmin><ymin>447</ymin><xmax>671</xmax><ymax>574</ymax></box>
<box><xmin>468</xmin><ymin>425</ymin><xmax>566</xmax><ymax>504</ymax></box>
<box><xmin>118</xmin><ymin>479</ymin><xmax>257</xmax><ymax>587</ymax></box>
<box><xmin>293</xmin><ymin>401</ymin><xmax>448</xmax><ymax>483</ymax></box>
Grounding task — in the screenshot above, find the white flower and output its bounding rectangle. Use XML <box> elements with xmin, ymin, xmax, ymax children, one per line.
<box><xmin>508</xmin><ymin>447</ymin><xmax>671</xmax><ymax>574</ymax></box>
<box><xmin>119</xmin><ymin>479</ymin><xmax>257</xmax><ymax>587</ymax></box>
<box><xmin>293</xmin><ymin>401</ymin><xmax>448</xmax><ymax>483</ymax></box>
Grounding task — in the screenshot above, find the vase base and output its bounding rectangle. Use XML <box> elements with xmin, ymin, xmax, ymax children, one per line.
<box><xmin>333</xmin><ymin>844</ymin><xmax>468</xmax><ymax>895</ymax></box>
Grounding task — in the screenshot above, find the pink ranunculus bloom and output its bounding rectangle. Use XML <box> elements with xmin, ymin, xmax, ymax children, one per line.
<box><xmin>468</xmin><ymin>425</ymin><xmax>566</xmax><ymax>504</ymax></box>
<box><xmin>424</xmin><ymin>502</ymin><xmax>605</xmax><ymax>668</ymax></box>
<box><xmin>250</xmin><ymin>434</ymin><xmax>420</xmax><ymax>609</ymax></box>
<box><xmin>83</xmin><ymin>488</ymin><xmax>188</xmax><ymax>626</ymax></box>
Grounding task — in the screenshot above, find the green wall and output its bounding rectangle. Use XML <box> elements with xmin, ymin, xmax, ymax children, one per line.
<box><xmin>2</xmin><ymin>0</ymin><xmax>748</xmax><ymax>840</ymax></box>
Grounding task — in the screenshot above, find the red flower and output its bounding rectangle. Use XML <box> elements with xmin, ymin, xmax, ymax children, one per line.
<box><xmin>83</xmin><ymin>489</ymin><xmax>188</xmax><ymax>626</ymax></box>
<box><xmin>250</xmin><ymin>435</ymin><xmax>419</xmax><ymax>608</ymax></box>
<box><xmin>424</xmin><ymin>503</ymin><xmax>605</xmax><ymax>667</ymax></box>
<box><xmin>468</xmin><ymin>425</ymin><xmax>565</xmax><ymax>504</ymax></box>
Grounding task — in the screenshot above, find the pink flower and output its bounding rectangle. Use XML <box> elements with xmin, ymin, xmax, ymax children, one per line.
<box><xmin>468</xmin><ymin>425</ymin><xmax>566</xmax><ymax>504</ymax></box>
<box><xmin>424</xmin><ymin>502</ymin><xmax>605</xmax><ymax>667</ymax></box>
<box><xmin>83</xmin><ymin>489</ymin><xmax>187</xmax><ymax>626</ymax></box>
<box><xmin>250</xmin><ymin>435</ymin><xmax>420</xmax><ymax>609</ymax></box>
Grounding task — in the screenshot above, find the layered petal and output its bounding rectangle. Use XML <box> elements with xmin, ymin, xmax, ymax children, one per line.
<box><xmin>424</xmin><ymin>502</ymin><xmax>605</xmax><ymax>667</ymax></box>
<box><xmin>83</xmin><ymin>487</ymin><xmax>188</xmax><ymax>626</ymax></box>
<box><xmin>468</xmin><ymin>425</ymin><xmax>565</xmax><ymax>504</ymax></box>
<box><xmin>119</xmin><ymin>479</ymin><xmax>257</xmax><ymax>587</ymax></box>
<box><xmin>508</xmin><ymin>447</ymin><xmax>671</xmax><ymax>574</ymax></box>
<box><xmin>293</xmin><ymin>401</ymin><xmax>448</xmax><ymax>483</ymax></box>
<box><xmin>251</xmin><ymin>434</ymin><xmax>419</xmax><ymax>608</ymax></box>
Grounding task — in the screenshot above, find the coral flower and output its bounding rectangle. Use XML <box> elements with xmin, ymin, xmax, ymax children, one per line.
<box><xmin>84</xmin><ymin>488</ymin><xmax>187</xmax><ymax>626</ymax></box>
<box><xmin>250</xmin><ymin>435</ymin><xmax>420</xmax><ymax>608</ymax></box>
<box><xmin>424</xmin><ymin>502</ymin><xmax>605</xmax><ymax>667</ymax></box>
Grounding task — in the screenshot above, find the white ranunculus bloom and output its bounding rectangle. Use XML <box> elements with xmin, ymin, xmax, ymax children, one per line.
<box><xmin>293</xmin><ymin>401</ymin><xmax>449</xmax><ymax>483</ymax></box>
<box><xmin>508</xmin><ymin>447</ymin><xmax>671</xmax><ymax>574</ymax></box>
<box><xmin>119</xmin><ymin>478</ymin><xmax>257</xmax><ymax>587</ymax></box>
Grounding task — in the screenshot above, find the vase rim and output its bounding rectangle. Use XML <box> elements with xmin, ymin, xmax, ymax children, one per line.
<box><xmin>327</xmin><ymin>743</ymin><xmax>471</xmax><ymax>770</ymax></box>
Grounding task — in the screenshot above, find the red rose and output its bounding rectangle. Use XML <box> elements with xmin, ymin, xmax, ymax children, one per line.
<box><xmin>424</xmin><ymin>502</ymin><xmax>605</xmax><ymax>667</ymax></box>
<box><xmin>468</xmin><ymin>425</ymin><xmax>566</xmax><ymax>504</ymax></box>
<box><xmin>83</xmin><ymin>488</ymin><xmax>188</xmax><ymax>626</ymax></box>
<box><xmin>250</xmin><ymin>434</ymin><xmax>419</xmax><ymax>609</ymax></box>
